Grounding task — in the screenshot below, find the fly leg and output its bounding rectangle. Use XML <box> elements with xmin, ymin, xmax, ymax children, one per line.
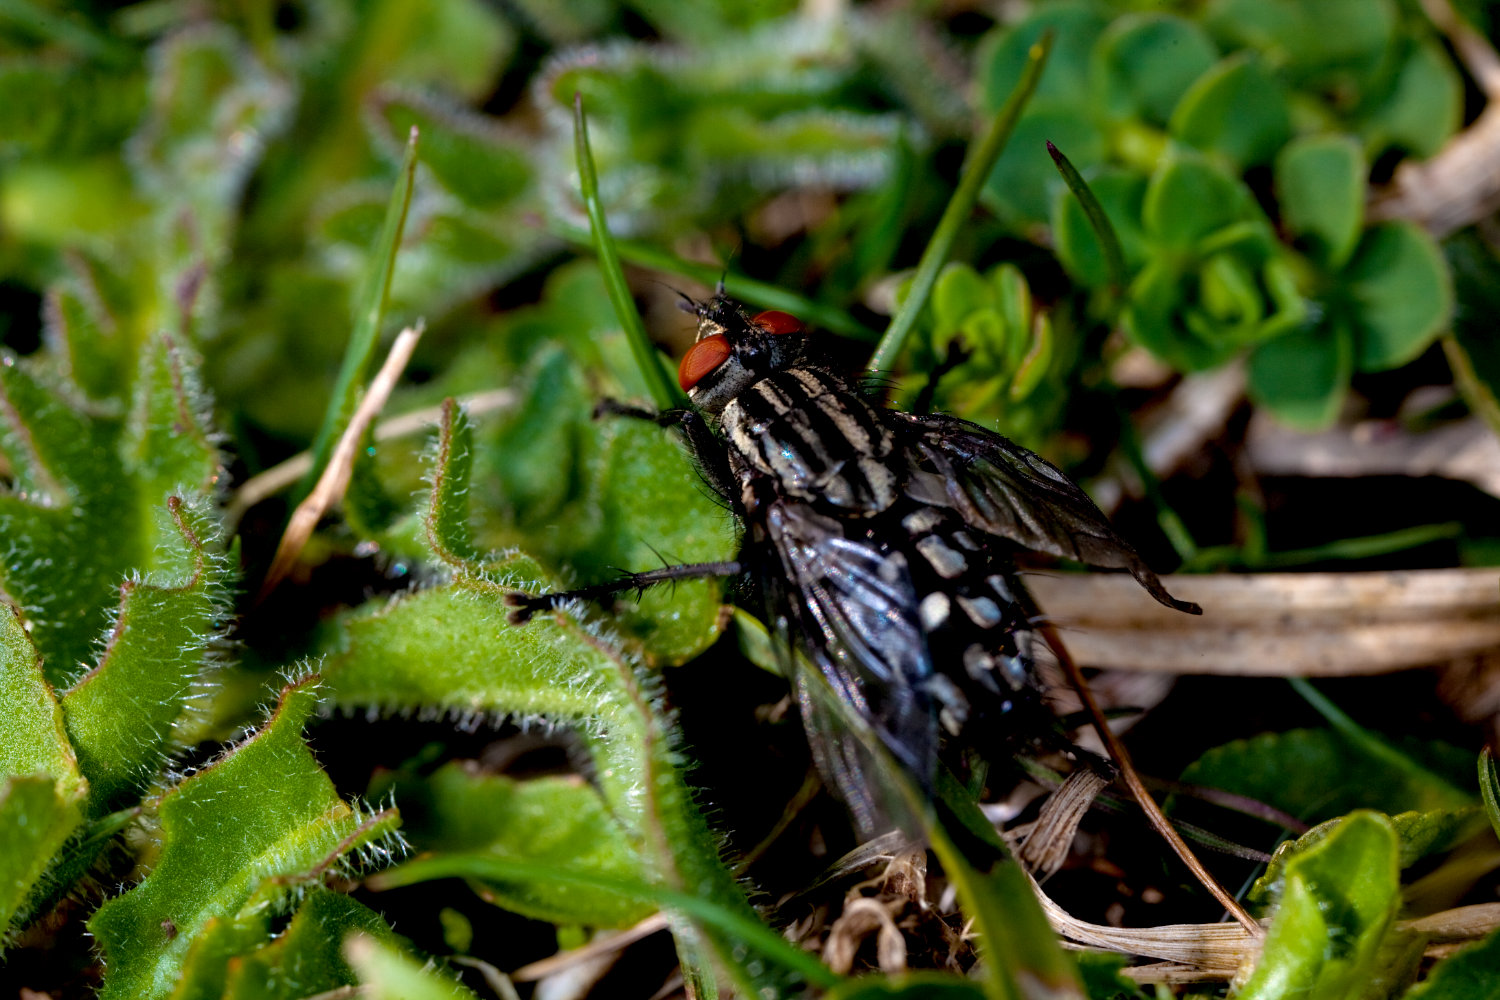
<box><xmin>594</xmin><ymin>399</ymin><xmax>736</xmax><ymax>505</ymax></box>
<box><xmin>505</xmin><ymin>560</ymin><xmax>744</xmax><ymax>625</ymax></box>
<box><xmin>910</xmin><ymin>336</ymin><xmax>972</xmax><ymax>416</ymax></box>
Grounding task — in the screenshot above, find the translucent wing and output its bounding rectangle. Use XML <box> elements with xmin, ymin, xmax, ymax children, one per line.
<box><xmin>893</xmin><ymin>412</ymin><xmax>1201</xmax><ymax>615</ymax></box>
<box><xmin>753</xmin><ymin>498</ymin><xmax>938</xmax><ymax>836</ymax></box>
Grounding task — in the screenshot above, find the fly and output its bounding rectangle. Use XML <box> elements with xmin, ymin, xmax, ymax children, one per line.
<box><xmin>508</xmin><ymin>293</ymin><xmax>1200</xmax><ymax>829</ymax></box>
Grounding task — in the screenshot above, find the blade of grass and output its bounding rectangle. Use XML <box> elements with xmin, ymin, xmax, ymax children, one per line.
<box><xmin>867</xmin><ymin>32</ymin><xmax>1053</xmax><ymax>375</ymax></box>
<box><xmin>296</xmin><ymin>126</ymin><xmax>419</xmax><ymax>500</ymax></box>
<box><xmin>573</xmin><ymin>95</ymin><xmax>683</xmax><ymax>410</ymax></box>
<box><xmin>1047</xmin><ymin>141</ymin><xmax>1126</xmax><ymax>301</ymax></box>
<box><xmin>550</xmin><ymin>225</ymin><xmax>878</xmax><ymax>341</ymax></box>
<box><xmin>1479</xmin><ymin>748</ymin><xmax>1500</xmax><ymax>842</ymax></box>
<box><xmin>371</xmin><ymin>857</ymin><xmax>840</xmax><ymax>990</ymax></box>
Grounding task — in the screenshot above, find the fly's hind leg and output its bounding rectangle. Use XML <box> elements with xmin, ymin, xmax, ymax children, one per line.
<box><xmin>505</xmin><ymin>560</ymin><xmax>744</xmax><ymax>625</ymax></box>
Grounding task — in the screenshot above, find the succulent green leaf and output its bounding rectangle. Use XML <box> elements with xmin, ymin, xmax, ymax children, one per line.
<box><xmin>89</xmin><ymin>676</ymin><xmax>403</xmax><ymax>1000</ymax></box>
<box><xmin>1053</xmin><ymin>167</ymin><xmax>1148</xmax><ymax>289</ymax></box>
<box><xmin>979</xmin><ymin>1</ymin><xmax>1107</xmax><ymax>110</ymax></box>
<box><xmin>1250</xmin><ymin>806</ymin><xmax>1481</xmax><ymax>907</ymax></box>
<box><xmin>0</xmin><ymin>604</ymin><xmax>88</xmax><ymax>935</ymax></box>
<box><xmin>933</xmin><ymin>264</ymin><xmax>991</xmax><ymax>333</ymax></box>
<box><xmin>1361</xmin><ymin>39</ymin><xmax>1463</xmax><ymax>159</ymax></box>
<box><xmin>1123</xmin><ymin>258</ymin><xmax>1241</xmax><ymax>371</ymax></box>
<box><xmin>1180</xmin><ymin>727</ymin><xmax>1475</xmax><ymax>826</ymax></box>
<box><xmin>1169</xmin><ymin>53</ymin><xmax>1291</xmax><ymax>167</ymax></box>
<box><xmin>346</xmin><ymin>934</ymin><xmax>480</xmax><ymax>1000</ymax></box>
<box><xmin>981</xmin><ymin>109</ymin><xmax>1104</xmax><ymax>228</ymax></box>
<box><xmin>60</xmin><ymin>495</ymin><xmax>228</xmax><ymax>808</ymax></box>
<box><xmin>1247</xmin><ymin>318</ymin><xmax>1353</xmax><ymax>429</ymax></box>
<box><xmin>377</xmin><ymin>763</ymin><xmax>651</xmax><ymax>927</ymax></box>
<box><xmin>1142</xmin><ymin>152</ymin><xmax>1257</xmax><ymax>250</ymax></box>
<box><xmin>1090</xmin><ymin>13</ymin><xmax>1219</xmax><ymax>126</ymax></box>
<box><xmin>221</xmin><ymin>890</ymin><xmax>398</xmax><ymax>1000</ymax></box>
<box><xmin>1237</xmin><ymin>812</ymin><xmax>1403</xmax><ymax>1000</ymax></box>
<box><xmin>1344</xmin><ymin>221</ymin><xmax>1452</xmax><ymax>372</ymax></box>
<box><xmin>1208</xmin><ymin>0</ymin><xmax>1396</xmax><ymax>83</ymax></box>
<box><xmin>1275</xmin><ymin>135</ymin><xmax>1365</xmax><ymax>271</ymax></box>
<box><xmin>1404</xmin><ymin>924</ymin><xmax>1500</xmax><ymax>998</ymax></box>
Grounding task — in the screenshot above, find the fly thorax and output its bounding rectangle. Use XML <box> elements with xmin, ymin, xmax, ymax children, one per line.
<box><xmin>720</xmin><ymin>368</ymin><xmax>899</xmax><ymax>514</ymax></box>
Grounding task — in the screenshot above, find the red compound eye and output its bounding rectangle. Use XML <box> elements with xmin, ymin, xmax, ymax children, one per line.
<box><xmin>750</xmin><ymin>310</ymin><xmax>804</xmax><ymax>334</ymax></box>
<box><xmin>678</xmin><ymin>334</ymin><xmax>732</xmax><ymax>391</ymax></box>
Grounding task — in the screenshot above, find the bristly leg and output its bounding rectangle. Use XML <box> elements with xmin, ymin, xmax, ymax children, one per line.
<box><xmin>505</xmin><ymin>560</ymin><xmax>744</xmax><ymax>624</ymax></box>
<box><xmin>911</xmin><ymin>335</ymin><xmax>972</xmax><ymax>416</ymax></box>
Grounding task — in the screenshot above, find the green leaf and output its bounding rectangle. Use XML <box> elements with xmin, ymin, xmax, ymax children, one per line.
<box><xmin>59</xmin><ymin>496</ymin><xmax>228</xmax><ymax>808</ymax></box>
<box><xmin>346</xmin><ymin>934</ymin><xmax>480</xmax><ymax>1000</ymax></box>
<box><xmin>0</xmin><ymin>331</ymin><xmax>220</xmax><ymax>686</ymax></box>
<box><xmin>1360</xmin><ymin>38</ymin><xmax>1463</xmax><ymax>159</ymax></box>
<box><xmin>1250</xmin><ymin>806</ymin><xmax>1481</xmax><ymax>911</ymax></box>
<box><xmin>372</xmin><ymin>89</ymin><xmax>534</xmax><ymax>213</ymax></box>
<box><xmin>1481</xmin><ymin>748</ymin><xmax>1500</xmax><ymax>844</ymax></box>
<box><xmin>1169</xmin><ymin>53</ymin><xmax>1291</xmax><ymax>167</ymax></box>
<box><xmin>1090</xmin><ymin>13</ymin><xmax>1219</xmax><ymax>126</ymax></box>
<box><xmin>89</xmin><ymin>676</ymin><xmax>403</xmax><ymax>1000</ymax></box>
<box><xmin>376</xmin><ymin>763</ymin><xmax>652</xmax><ymax>927</ymax></box>
<box><xmin>1275</xmin><ymin>135</ymin><xmax>1365</xmax><ymax>271</ymax></box>
<box><xmin>0</xmin><ymin>601</ymin><xmax>89</xmax><ymax>936</ymax></box>
<box><xmin>980</xmin><ymin>108</ymin><xmax>1104</xmax><ymax>229</ymax></box>
<box><xmin>1237</xmin><ymin>812</ymin><xmax>1404</xmax><ymax>1000</ymax></box>
<box><xmin>222</xmin><ymin>891</ymin><xmax>398</xmax><ymax>1000</ymax></box>
<box><xmin>1344</xmin><ymin>221</ymin><xmax>1452</xmax><ymax>372</ymax></box>
<box><xmin>1141</xmin><ymin>153</ymin><xmax>1256</xmax><ymax>250</ymax></box>
<box><xmin>1405</xmin><ymin>924</ymin><xmax>1500</xmax><ymax>998</ymax></box>
<box><xmin>1247</xmin><ymin>318</ymin><xmax>1353</xmax><ymax>429</ymax></box>
<box><xmin>424</xmin><ymin>400</ymin><xmax>479</xmax><ymax>566</ymax></box>
<box><xmin>1204</xmin><ymin>0</ymin><xmax>1396</xmax><ymax>87</ymax></box>
<box><xmin>1180</xmin><ymin>727</ymin><xmax>1474</xmax><ymax>825</ymax></box>
<box><xmin>979</xmin><ymin>1</ymin><xmax>1107</xmax><ymax>111</ymax></box>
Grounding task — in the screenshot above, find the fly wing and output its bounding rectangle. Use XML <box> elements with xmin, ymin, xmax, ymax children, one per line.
<box><xmin>892</xmin><ymin>411</ymin><xmax>1201</xmax><ymax>615</ymax></box>
<box><xmin>756</xmin><ymin>498</ymin><xmax>939</xmax><ymax>834</ymax></box>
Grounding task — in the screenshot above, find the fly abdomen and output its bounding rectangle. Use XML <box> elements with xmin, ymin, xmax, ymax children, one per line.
<box><xmin>890</xmin><ymin>503</ymin><xmax>1038</xmax><ymax>737</ymax></box>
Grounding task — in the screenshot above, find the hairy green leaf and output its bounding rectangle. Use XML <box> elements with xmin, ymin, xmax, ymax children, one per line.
<box><xmin>90</xmin><ymin>676</ymin><xmax>403</xmax><ymax>1000</ymax></box>
<box><xmin>375</xmin><ymin>763</ymin><xmax>652</xmax><ymax>927</ymax></box>
<box><xmin>346</xmin><ymin>934</ymin><xmax>479</xmax><ymax>1000</ymax></box>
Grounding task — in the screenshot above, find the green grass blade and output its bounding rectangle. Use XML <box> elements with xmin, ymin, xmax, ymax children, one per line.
<box><xmin>297</xmin><ymin>126</ymin><xmax>419</xmax><ymax>499</ymax></box>
<box><xmin>572</xmin><ymin>95</ymin><xmax>683</xmax><ymax>410</ymax></box>
<box><xmin>1047</xmin><ymin>140</ymin><xmax>1126</xmax><ymax>298</ymax></box>
<box><xmin>867</xmin><ymin>32</ymin><xmax>1053</xmax><ymax>375</ymax></box>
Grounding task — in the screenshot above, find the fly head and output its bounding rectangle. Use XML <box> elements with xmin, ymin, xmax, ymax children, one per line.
<box><xmin>676</xmin><ymin>293</ymin><xmax>809</xmax><ymax>416</ymax></box>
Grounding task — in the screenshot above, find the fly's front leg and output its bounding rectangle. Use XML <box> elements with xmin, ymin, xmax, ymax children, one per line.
<box><xmin>505</xmin><ymin>560</ymin><xmax>744</xmax><ymax>625</ymax></box>
<box><xmin>593</xmin><ymin>399</ymin><xmax>735</xmax><ymax>504</ymax></box>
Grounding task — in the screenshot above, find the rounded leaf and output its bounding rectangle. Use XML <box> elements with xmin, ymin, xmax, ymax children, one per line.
<box><xmin>1360</xmin><ymin>38</ymin><xmax>1462</xmax><ymax>160</ymax></box>
<box><xmin>1169</xmin><ymin>52</ymin><xmax>1292</xmax><ymax>167</ymax></box>
<box><xmin>1247</xmin><ymin>318</ymin><xmax>1353</xmax><ymax>429</ymax></box>
<box><xmin>1090</xmin><ymin>13</ymin><xmax>1219</xmax><ymax>126</ymax></box>
<box><xmin>1142</xmin><ymin>152</ymin><xmax>1255</xmax><ymax>249</ymax></box>
<box><xmin>1345</xmin><ymin>221</ymin><xmax>1452</xmax><ymax>372</ymax></box>
<box><xmin>1275</xmin><ymin>134</ymin><xmax>1365</xmax><ymax>270</ymax></box>
<box><xmin>978</xmin><ymin>1</ymin><xmax>1108</xmax><ymax>111</ymax></box>
<box><xmin>982</xmin><ymin>109</ymin><xmax>1105</xmax><ymax>226</ymax></box>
